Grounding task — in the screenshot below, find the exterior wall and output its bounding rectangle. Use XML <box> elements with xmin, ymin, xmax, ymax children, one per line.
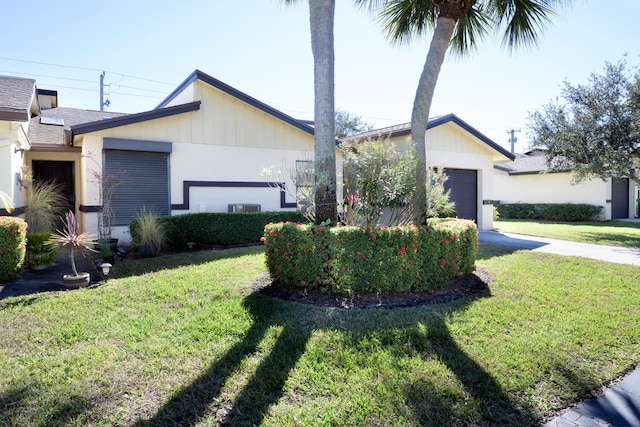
<box><xmin>75</xmin><ymin>84</ymin><xmax>317</xmax><ymax>242</ymax></box>
<box><xmin>493</xmin><ymin>170</ymin><xmax>610</xmax><ymax>220</ymax></box>
<box><xmin>386</xmin><ymin>122</ymin><xmax>503</xmax><ymax>230</ymax></box>
<box><xmin>0</xmin><ymin>121</ymin><xmax>30</xmax><ymax>212</ymax></box>
<box><xmin>163</xmin><ymin>84</ymin><xmax>194</xmax><ymax>108</ymax></box>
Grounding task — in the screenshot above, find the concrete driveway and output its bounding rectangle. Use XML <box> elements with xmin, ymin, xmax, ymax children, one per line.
<box><xmin>479</xmin><ymin>230</ymin><xmax>640</xmax><ymax>267</ymax></box>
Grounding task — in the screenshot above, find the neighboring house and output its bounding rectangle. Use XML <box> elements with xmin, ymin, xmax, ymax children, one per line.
<box><xmin>494</xmin><ymin>150</ymin><xmax>639</xmax><ymax>220</ymax></box>
<box><xmin>0</xmin><ymin>75</ymin><xmax>124</xmax><ymax>216</ymax></box>
<box><xmin>0</xmin><ymin>76</ymin><xmax>37</xmax><ymax>214</ymax></box>
<box><xmin>348</xmin><ymin>115</ymin><xmax>515</xmax><ymax>231</ymax></box>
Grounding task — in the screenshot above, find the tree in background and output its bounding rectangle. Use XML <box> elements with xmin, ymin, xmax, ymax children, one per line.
<box><xmin>528</xmin><ymin>58</ymin><xmax>640</xmax><ymax>182</ymax></box>
<box><xmin>357</xmin><ymin>0</ymin><xmax>569</xmax><ymax>225</ymax></box>
<box><xmin>335</xmin><ymin>108</ymin><xmax>374</xmax><ymax>138</ymax></box>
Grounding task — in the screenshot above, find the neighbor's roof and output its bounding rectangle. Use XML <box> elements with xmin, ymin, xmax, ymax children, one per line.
<box><xmin>0</xmin><ymin>75</ymin><xmax>36</xmax><ymax>121</ymax></box>
<box><xmin>157</xmin><ymin>69</ymin><xmax>315</xmax><ymax>136</ymax></box>
<box><xmin>493</xmin><ymin>152</ymin><xmax>568</xmax><ymax>175</ymax></box>
<box><xmin>28</xmin><ymin>107</ymin><xmax>126</xmax><ymax>148</ymax></box>
<box><xmin>344</xmin><ymin>114</ymin><xmax>515</xmax><ymax>161</ymax></box>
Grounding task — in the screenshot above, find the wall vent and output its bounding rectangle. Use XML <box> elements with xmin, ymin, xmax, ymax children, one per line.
<box><xmin>228</xmin><ymin>204</ymin><xmax>261</xmax><ymax>213</ymax></box>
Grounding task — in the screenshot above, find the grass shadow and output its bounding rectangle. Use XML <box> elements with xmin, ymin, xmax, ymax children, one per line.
<box><xmin>134</xmin><ymin>292</ymin><xmax>309</xmax><ymax>426</ymax></box>
<box><xmin>137</xmin><ymin>272</ymin><xmax>538</xmax><ymax>426</ymax></box>
<box><xmin>404</xmin><ymin>311</ymin><xmax>536</xmax><ymax>425</ymax></box>
<box><xmin>0</xmin><ymin>386</ymin><xmax>29</xmax><ymax>424</ymax></box>
<box><xmin>477</xmin><ymin>244</ymin><xmax>519</xmax><ymax>261</ymax></box>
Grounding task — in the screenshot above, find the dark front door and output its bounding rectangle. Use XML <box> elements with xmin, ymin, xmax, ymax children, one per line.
<box><xmin>444</xmin><ymin>168</ymin><xmax>478</xmax><ymax>222</ymax></box>
<box><xmin>32</xmin><ymin>160</ymin><xmax>75</xmax><ymax>213</ymax></box>
<box><xmin>611</xmin><ymin>178</ymin><xmax>629</xmax><ymax>219</ymax></box>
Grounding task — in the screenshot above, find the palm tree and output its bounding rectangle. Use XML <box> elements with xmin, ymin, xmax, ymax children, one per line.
<box><xmin>284</xmin><ymin>0</ymin><xmax>338</xmax><ymax>225</ymax></box>
<box><xmin>357</xmin><ymin>0</ymin><xmax>569</xmax><ymax>225</ymax></box>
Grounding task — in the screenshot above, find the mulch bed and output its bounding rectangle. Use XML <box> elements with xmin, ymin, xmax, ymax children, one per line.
<box><xmin>253</xmin><ymin>268</ymin><xmax>493</xmax><ymax>309</ymax></box>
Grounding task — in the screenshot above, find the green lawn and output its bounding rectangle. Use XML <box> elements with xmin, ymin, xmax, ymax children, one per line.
<box><xmin>495</xmin><ymin>219</ymin><xmax>640</xmax><ymax>248</ymax></box>
<box><xmin>1</xmin><ymin>245</ymin><xmax>639</xmax><ymax>426</ymax></box>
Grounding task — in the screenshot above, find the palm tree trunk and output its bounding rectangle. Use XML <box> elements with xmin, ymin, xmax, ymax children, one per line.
<box><xmin>411</xmin><ymin>16</ymin><xmax>456</xmax><ymax>225</ymax></box>
<box><xmin>309</xmin><ymin>0</ymin><xmax>337</xmax><ymax>225</ymax></box>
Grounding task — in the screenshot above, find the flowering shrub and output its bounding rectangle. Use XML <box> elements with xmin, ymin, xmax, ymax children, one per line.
<box><xmin>0</xmin><ymin>217</ymin><xmax>28</xmax><ymax>282</ymax></box>
<box><xmin>263</xmin><ymin>218</ymin><xmax>478</xmax><ymax>294</ymax></box>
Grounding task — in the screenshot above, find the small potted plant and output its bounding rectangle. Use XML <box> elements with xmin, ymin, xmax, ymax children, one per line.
<box><xmin>48</xmin><ymin>211</ymin><xmax>97</xmax><ymax>289</ymax></box>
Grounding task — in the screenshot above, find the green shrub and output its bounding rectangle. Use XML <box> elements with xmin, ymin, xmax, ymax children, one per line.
<box><xmin>496</xmin><ymin>203</ymin><xmax>602</xmax><ymax>222</ymax></box>
<box><xmin>25</xmin><ymin>232</ymin><xmax>58</xmax><ymax>267</ymax></box>
<box><xmin>0</xmin><ymin>217</ymin><xmax>28</xmax><ymax>282</ymax></box>
<box><xmin>130</xmin><ymin>211</ymin><xmax>307</xmax><ymax>249</ymax></box>
<box><xmin>263</xmin><ymin>218</ymin><xmax>478</xmax><ymax>294</ymax></box>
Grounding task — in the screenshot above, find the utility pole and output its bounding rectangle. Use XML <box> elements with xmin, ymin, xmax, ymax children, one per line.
<box><xmin>507</xmin><ymin>129</ymin><xmax>520</xmax><ymax>153</ymax></box>
<box><xmin>100</xmin><ymin>71</ymin><xmax>105</xmax><ymax>112</ymax></box>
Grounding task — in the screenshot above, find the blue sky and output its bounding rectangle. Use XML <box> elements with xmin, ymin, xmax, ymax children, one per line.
<box><xmin>2</xmin><ymin>0</ymin><xmax>638</xmax><ymax>153</ymax></box>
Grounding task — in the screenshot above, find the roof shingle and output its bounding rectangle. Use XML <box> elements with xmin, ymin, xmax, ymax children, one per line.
<box><xmin>28</xmin><ymin>107</ymin><xmax>125</xmax><ymax>146</ymax></box>
<box><xmin>0</xmin><ymin>75</ymin><xmax>36</xmax><ymax>120</ymax></box>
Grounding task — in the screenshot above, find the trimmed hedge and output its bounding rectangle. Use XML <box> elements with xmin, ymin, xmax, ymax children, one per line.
<box><xmin>130</xmin><ymin>211</ymin><xmax>307</xmax><ymax>249</ymax></box>
<box><xmin>496</xmin><ymin>203</ymin><xmax>602</xmax><ymax>222</ymax></box>
<box><xmin>0</xmin><ymin>217</ymin><xmax>28</xmax><ymax>282</ymax></box>
<box><xmin>263</xmin><ymin>218</ymin><xmax>478</xmax><ymax>294</ymax></box>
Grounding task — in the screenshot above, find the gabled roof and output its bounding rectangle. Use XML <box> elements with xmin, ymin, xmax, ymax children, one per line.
<box><xmin>29</xmin><ymin>107</ymin><xmax>125</xmax><ymax>147</ymax></box>
<box><xmin>66</xmin><ymin>101</ymin><xmax>202</xmax><ymax>145</ymax></box>
<box><xmin>0</xmin><ymin>75</ymin><xmax>36</xmax><ymax>121</ymax></box>
<box><xmin>344</xmin><ymin>114</ymin><xmax>516</xmax><ymax>161</ymax></box>
<box><xmin>157</xmin><ymin>69</ymin><xmax>315</xmax><ymax>136</ymax></box>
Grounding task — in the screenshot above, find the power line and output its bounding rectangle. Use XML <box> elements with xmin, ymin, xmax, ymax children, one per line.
<box><xmin>0</xmin><ymin>69</ymin><xmax>96</xmax><ymax>84</ymax></box>
<box><xmin>0</xmin><ymin>56</ymin><xmax>176</xmax><ymax>86</ymax></box>
<box><xmin>38</xmin><ymin>83</ymin><xmax>164</xmax><ymax>99</ymax></box>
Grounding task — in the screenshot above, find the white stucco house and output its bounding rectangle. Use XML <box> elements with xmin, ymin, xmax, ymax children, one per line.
<box><xmin>5</xmin><ymin>68</ymin><xmax>635</xmax><ymax>243</ymax></box>
<box><xmin>1</xmin><ymin>69</ymin><xmax>519</xmax><ymax>240</ymax></box>
<box><xmin>494</xmin><ymin>150</ymin><xmax>639</xmax><ymax>220</ymax></box>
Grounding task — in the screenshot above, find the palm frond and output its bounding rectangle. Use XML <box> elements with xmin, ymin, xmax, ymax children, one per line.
<box><xmin>379</xmin><ymin>0</ymin><xmax>438</xmax><ymax>44</ymax></box>
<box><xmin>489</xmin><ymin>0</ymin><xmax>567</xmax><ymax>51</ymax></box>
<box><xmin>450</xmin><ymin>4</ymin><xmax>491</xmax><ymax>54</ymax></box>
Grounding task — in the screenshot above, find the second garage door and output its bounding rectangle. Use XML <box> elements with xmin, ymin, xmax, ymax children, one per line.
<box><xmin>444</xmin><ymin>168</ymin><xmax>477</xmax><ymax>222</ymax></box>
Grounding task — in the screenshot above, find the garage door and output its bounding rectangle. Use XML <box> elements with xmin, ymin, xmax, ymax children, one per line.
<box><xmin>611</xmin><ymin>178</ymin><xmax>629</xmax><ymax>219</ymax></box>
<box><xmin>444</xmin><ymin>168</ymin><xmax>477</xmax><ymax>222</ymax></box>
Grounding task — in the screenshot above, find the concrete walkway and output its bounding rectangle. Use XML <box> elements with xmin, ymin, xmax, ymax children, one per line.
<box><xmin>479</xmin><ymin>230</ymin><xmax>640</xmax><ymax>266</ymax></box>
<box><xmin>479</xmin><ymin>230</ymin><xmax>640</xmax><ymax>426</ymax></box>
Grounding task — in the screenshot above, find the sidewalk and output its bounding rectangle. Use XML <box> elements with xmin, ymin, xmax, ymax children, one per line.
<box><xmin>479</xmin><ymin>230</ymin><xmax>640</xmax><ymax>426</ymax></box>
